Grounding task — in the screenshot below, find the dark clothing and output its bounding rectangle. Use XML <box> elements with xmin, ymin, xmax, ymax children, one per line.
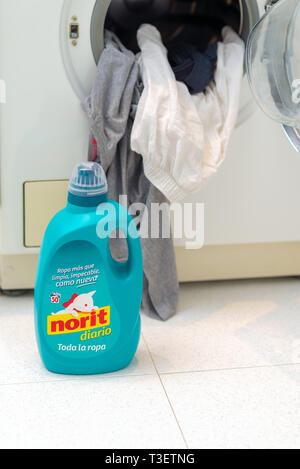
<box><xmin>168</xmin><ymin>41</ymin><xmax>217</xmax><ymax>94</ymax></box>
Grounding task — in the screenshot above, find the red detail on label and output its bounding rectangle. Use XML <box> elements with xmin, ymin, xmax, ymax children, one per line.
<box><xmin>63</xmin><ymin>294</ymin><xmax>78</xmax><ymax>308</ymax></box>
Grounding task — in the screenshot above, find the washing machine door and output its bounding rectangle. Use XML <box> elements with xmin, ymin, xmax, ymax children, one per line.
<box><xmin>246</xmin><ymin>0</ymin><xmax>300</xmax><ymax>151</ymax></box>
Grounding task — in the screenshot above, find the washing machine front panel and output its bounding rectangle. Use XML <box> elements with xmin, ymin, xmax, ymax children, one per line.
<box><xmin>2</xmin><ymin>0</ymin><xmax>299</xmax><ymax>286</ymax></box>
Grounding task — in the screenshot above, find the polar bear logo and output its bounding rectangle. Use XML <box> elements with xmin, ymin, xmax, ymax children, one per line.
<box><xmin>52</xmin><ymin>291</ymin><xmax>98</xmax><ymax>318</ymax></box>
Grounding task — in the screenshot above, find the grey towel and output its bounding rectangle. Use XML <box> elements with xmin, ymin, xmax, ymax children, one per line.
<box><xmin>83</xmin><ymin>31</ymin><xmax>178</xmax><ymax>320</ymax></box>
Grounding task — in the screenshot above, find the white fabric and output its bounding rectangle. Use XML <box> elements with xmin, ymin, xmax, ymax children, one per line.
<box><xmin>131</xmin><ymin>24</ymin><xmax>245</xmax><ymax>202</ymax></box>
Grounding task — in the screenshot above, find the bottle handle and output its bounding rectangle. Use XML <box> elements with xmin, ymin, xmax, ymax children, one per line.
<box><xmin>97</xmin><ymin>201</ymin><xmax>143</xmax><ymax>280</ymax></box>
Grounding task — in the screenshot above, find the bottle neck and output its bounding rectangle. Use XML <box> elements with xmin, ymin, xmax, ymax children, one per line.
<box><xmin>67</xmin><ymin>192</ymin><xmax>108</xmax><ymax>211</ymax></box>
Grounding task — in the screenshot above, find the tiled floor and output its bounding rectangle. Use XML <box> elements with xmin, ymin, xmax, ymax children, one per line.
<box><xmin>0</xmin><ymin>278</ymin><xmax>299</xmax><ymax>449</ymax></box>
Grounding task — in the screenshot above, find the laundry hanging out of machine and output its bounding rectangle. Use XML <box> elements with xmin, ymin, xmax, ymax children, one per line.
<box><xmin>83</xmin><ymin>0</ymin><xmax>245</xmax><ymax>320</ymax></box>
<box><xmin>101</xmin><ymin>0</ymin><xmax>245</xmax><ymax>202</ymax></box>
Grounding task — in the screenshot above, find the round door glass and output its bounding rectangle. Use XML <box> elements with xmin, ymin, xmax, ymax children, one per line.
<box><xmin>247</xmin><ymin>0</ymin><xmax>300</xmax><ymax>127</ymax></box>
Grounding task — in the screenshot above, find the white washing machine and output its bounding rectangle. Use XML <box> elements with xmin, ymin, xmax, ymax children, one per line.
<box><xmin>0</xmin><ymin>0</ymin><xmax>299</xmax><ymax>290</ymax></box>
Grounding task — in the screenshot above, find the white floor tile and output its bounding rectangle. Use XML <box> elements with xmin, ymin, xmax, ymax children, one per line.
<box><xmin>0</xmin><ymin>375</ymin><xmax>185</xmax><ymax>449</ymax></box>
<box><xmin>142</xmin><ymin>279</ymin><xmax>300</xmax><ymax>373</ymax></box>
<box><xmin>162</xmin><ymin>365</ymin><xmax>300</xmax><ymax>449</ymax></box>
<box><xmin>0</xmin><ymin>293</ymin><xmax>155</xmax><ymax>385</ymax></box>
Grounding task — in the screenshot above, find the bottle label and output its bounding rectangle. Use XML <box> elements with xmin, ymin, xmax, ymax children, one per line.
<box><xmin>42</xmin><ymin>241</ymin><xmax>121</xmax><ymax>358</ymax></box>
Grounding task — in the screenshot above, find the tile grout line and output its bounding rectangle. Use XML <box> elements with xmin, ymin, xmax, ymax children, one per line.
<box><xmin>141</xmin><ymin>333</ymin><xmax>189</xmax><ymax>450</ymax></box>
<box><xmin>0</xmin><ymin>360</ymin><xmax>299</xmax><ymax>389</ymax></box>
<box><xmin>157</xmin><ymin>362</ymin><xmax>300</xmax><ymax>376</ymax></box>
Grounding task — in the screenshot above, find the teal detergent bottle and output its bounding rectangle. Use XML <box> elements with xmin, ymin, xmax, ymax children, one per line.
<box><xmin>34</xmin><ymin>163</ymin><xmax>143</xmax><ymax>375</ymax></box>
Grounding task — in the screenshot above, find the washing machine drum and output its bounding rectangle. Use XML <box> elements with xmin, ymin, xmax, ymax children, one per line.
<box><xmin>104</xmin><ymin>0</ymin><xmax>252</xmax><ymax>44</ymax></box>
<box><xmin>247</xmin><ymin>0</ymin><xmax>300</xmax><ymax>129</ymax></box>
<box><xmin>108</xmin><ymin>0</ymin><xmax>172</xmax><ymax>29</ymax></box>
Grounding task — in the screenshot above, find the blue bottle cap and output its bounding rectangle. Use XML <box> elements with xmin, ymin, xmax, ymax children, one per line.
<box><xmin>69</xmin><ymin>163</ymin><xmax>108</xmax><ymax>197</ymax></box>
